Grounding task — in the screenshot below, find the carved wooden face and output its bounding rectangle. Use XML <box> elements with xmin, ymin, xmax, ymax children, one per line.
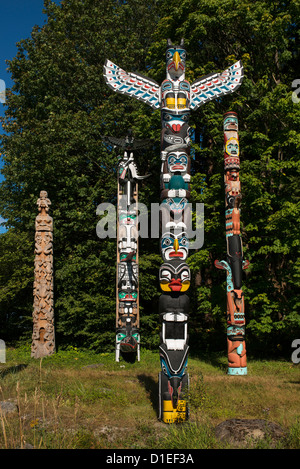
<box><xmin>225</xmin><ymin>137</ymin><xmax>239</xmax><ymax>157</ymax></box>
<box><xmin>166</xmin><ymin>45</ymin><xmax>186</xmax><ymax>79</ymax></box>
<box><xmin>161</xmin><ymin>111</ymin><xmax>190</xmax><ymax>134</ymax></box>
<box><xmin>159</xmin><ymin>260</ymin><xmax>190</xmax><ymax>292</ymax></box>
<box><xmin>118</xmin><ymin>224</ymin><xmax>137</xmax><ymax>258</ymax></box>
<box><xmin>118</xmin><ymin>290</ymin><xmax>138</xmax><ymax>301</ymax></box>
<box><xmin>223</xmin><ymin>113</ymin><xmax>238</xmax><ymax>132</ymax></box>
<box><xmin>161</xmin><ymin>197</ymin><xmax>190</xmax><ymax>219</ymax></box>
<box><xmin>116</xmin><ymin>329</ymin><xmax>139</xmax><ymax>351</ymax></box>
<box><xmin>166</xmin><ymin>151</ymin><xmax>189</xmax><ymax>174</ymax></box>
<box><xmin>119</xmin><ymin>210</ymin><xmax>136</xmax><ymax>225</ymax></box>
<box><xmin>161</xmin><ymin>231</ymin><xmax>189</xmax><ymax>261</ymax></box>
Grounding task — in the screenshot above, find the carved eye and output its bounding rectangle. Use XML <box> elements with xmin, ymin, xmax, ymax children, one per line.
<box><xmin>166</xmin><ymin>51</ymin><xmax>173</xmax><ymax>59</ymax></box>
<box><xmin>162</xmin><ymin>237</ymin><xmax>172</xmax><ymax>247</ymax></box>
<box><xmin>180</xmin><ymin>237</ymin><xmax>188</xmax><ymax>247</ymax></box>
<box><xmin>180</xmin><ymin>269</ymin><xmax>190</xmax><ymax>281</ymax></box>
<box><xmin>161</xmin><ymin>362</ymin><xmax>168</xmax><ymax>375</ymax></box>
<box><xmin>160</xmin><ymin>269</ymin><xmax>171</xmax><ymax>281</ymax></box>
<box><xmin>180</xmin><ymin>155</ymin><xmax>187</xmax><ymax>165</ymax></box>
<box><xmin>163</xmin><ymin>112</ymin><xmax>171</xmax><ymax>121</ymax></box>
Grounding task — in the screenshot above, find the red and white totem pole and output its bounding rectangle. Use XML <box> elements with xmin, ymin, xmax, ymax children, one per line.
<box><xmin>215</xmin><ymin>112</ymin><xmax>249</xmax><ymax>375</ymax></box>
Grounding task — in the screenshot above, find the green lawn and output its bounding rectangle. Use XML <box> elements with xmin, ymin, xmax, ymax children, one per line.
<box><xmin>0</xmin><ymin>346</ymin><xmax>299</xmax><ymax>449</ymax></box>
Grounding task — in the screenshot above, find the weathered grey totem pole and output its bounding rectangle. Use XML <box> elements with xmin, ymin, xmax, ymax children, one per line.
<box><xmin>103</xmin><ymin>39</ymin><xmax>243</xmax><ymax>422</ymax></box>
<box><xmin>103</xmin><ymin>131</ymin><xmax>150</xmax><ymax>362</ymax></box>
<box><xmin>215</xmin><ymin>112</ymin><xmax>249</xmax><ymax>375</ymax></box>
<box><xmin>31</xmin><ymin>191</ymin><xmax>55</xmax><ymax>358</ymax></box>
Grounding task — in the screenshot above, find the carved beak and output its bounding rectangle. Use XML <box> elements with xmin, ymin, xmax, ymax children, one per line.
<box><xmin>169</xmin><ymin>238</ymin><xmax>183</xmax><ymax>258</ymax></box>
<box><xmin>173</xmin><ymin>51</ymin><xmax>181</xmax><ymax>71</ymax></box>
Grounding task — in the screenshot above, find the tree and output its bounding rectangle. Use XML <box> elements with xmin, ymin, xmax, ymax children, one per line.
<box><xmin>147</xmin><ymin>0</ymin><xmax>300</xmax><ymax>356</ymax></box>
<box><xmin>0</xmin><ymin>0</ymin><xmax>161</xmax><ymax>349</ymax></box>
<box><xmin>0</xmin><ymin>0</ymin><xmax>299</xmax><ymax>357</ymax></box>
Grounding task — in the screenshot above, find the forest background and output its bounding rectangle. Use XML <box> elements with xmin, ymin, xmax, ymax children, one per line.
<box><xmin>0</xmin><ymin>0</ymin><xmax>299</xmax><ymax>360</ymax></box>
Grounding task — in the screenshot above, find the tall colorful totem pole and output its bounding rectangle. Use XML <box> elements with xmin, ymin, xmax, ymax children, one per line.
<box><xmin>103</xmin><ymin>39</ymin><xmax>243</xmax><ymax>422</ymax></box>
<box><xmin>31</xmin><ymin>191</ymin><xmax>55</xmax><ymax>358</ymax></box>
<box><xmin>215</xmin><ymin>112</ymin><xmax>249</xmax><ymax>375</ymax></box>
<box><xmin>103</xmin><ymin>131</ymin><xmax>150</xmax><ymax>362</ymax></box>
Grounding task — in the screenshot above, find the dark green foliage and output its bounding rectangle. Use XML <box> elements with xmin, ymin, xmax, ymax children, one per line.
<box><xmin>0</xmin><ymin>0</ymin><xmax>299</xmax><ymax>357</ymax></box>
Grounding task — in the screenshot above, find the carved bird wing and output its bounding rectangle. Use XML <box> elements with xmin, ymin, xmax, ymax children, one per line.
<box><xmin>190</xmin><ymin>61</ymin><xmax>244</xmax><ymax>110</ymax></box>
<box><xmin>103</xmin><ymin>59</ymin><xmax>160</xmax><ymax>110</ymax></box>
<box><xmin>102</xmin><ymin>135</ymin><xmax>152</xmax><ymax>151</ymax></box>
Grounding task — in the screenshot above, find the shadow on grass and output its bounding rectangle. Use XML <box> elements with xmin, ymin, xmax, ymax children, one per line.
<box><xmin>289</xmin><ymin>379</ymin><xmax>300</xmax><ymax>385</ymax></box>
<box><xmin>120</xmin><ymin>351</ymin><xmax>138</xmax><ymax>363</ymax></box>
<box><xmin>137</xmin><ymin>373</ymin><xmax>159</xmax><ymax>418</ymax></box>
<box><xmin>0</xmin><ymin>363</ymin><xmax>28</xmax><ymax>379</ymax></box>
<box><xmin>189</xmin><ymin>350</ymin><xmax>228</xmax><ymax>372</ymax></box>
<box><xmin>206</xmin><ymin>356</ymin><xmax>228</xmax><ymax>373</ymax></box>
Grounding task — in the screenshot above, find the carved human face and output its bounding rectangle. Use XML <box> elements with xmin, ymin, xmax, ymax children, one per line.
<box><xmin>159</xmin><ymin>261</ymin><xmax>190</xmax><ymax>292</ymax></box>
<box><xmin>167</xmin><ymin>151</ymin><xmax>189</xmax><ymax>174</ymax></box>
<box><xmin>225</xmin><ymin>137</ymin><xmax>239</xmax><ymax>157</ymax></box>
<box><xmin>224</xmin><ymin>114</ymin><xmax>238</xmax><ymax>132</ymax></box>
<box><xmin>226</xmin><ymin>170</ymin><xmax>239</xmax><ymax>181</ymax></box>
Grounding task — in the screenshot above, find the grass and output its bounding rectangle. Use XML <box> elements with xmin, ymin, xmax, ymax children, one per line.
<box><xmin>0</xmin><ymin>344</ymin><xmax>299</xmax><ymax>449</ymax></box>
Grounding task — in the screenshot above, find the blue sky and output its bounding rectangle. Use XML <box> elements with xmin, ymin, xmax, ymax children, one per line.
<box><xmin>0</xmin><ymin>0</ymin><xmax>61</xmax><ymax>232</ymax></box>
<box><xmin>0</xmin><ymin>0</ymin><xmax>53</xmax><ymax>128</ymax></box>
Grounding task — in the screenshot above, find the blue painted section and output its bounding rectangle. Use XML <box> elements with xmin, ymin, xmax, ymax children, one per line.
<box><xmin>228</xmin><ymin>367</ymin><xmax>247</xmax><ymax>376</ymax></box>
<box><xmin>216</xmin><ymin>260</ymin><xmax>234</xmax><ymax>292</ymax></box>
<box><xmin>160</xmin><ymin>357</ymin><xmax>188</xmax><ymax>379</ymax></box>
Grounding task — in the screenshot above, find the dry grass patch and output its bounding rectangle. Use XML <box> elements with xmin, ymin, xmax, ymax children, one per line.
<box><xmin>0</xmin><ymin>348</ymin><xmax>299</xmax><ymax>448</ymax></box>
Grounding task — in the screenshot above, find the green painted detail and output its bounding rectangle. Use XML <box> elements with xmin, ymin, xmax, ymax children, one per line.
<box><xmin>118</xmin><ymin>291</ymin><xmax>138</xmax><ymax>300</ymax></box>
<box><xmin>120</xmin><ymin>253</ymin><xmax>136</xmax><ymax>261</ymax></box>
<box><xmin>116</xmin><ymin>333</ymin><xmax>126</xmax><ymax>343</ymax></box>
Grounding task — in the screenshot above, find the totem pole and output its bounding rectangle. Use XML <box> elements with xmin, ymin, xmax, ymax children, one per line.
<box><xmin>31</xmin><ymin>191</ymin><xmax>55</xmax><ymax>358</ymax></box>
<box><xmin>103</xmin><ymin>39</ymin><xmax>243</xmax><ymax>422</ymax></box>
<box><xmin>215</xmin><ymin>112</ymin><xmax>249</xmax><ymax>375</ymax></box>
<box><xmin>103</xmin><ymin>131</ymin><xmax>151</xmax><ymax>362</ymax></box>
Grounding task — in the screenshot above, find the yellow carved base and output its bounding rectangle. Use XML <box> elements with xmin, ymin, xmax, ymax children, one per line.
<box><xmin>162</xmin><ymin>399</ymin><xmax>187</xmax><ymax>424</ymax></box>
